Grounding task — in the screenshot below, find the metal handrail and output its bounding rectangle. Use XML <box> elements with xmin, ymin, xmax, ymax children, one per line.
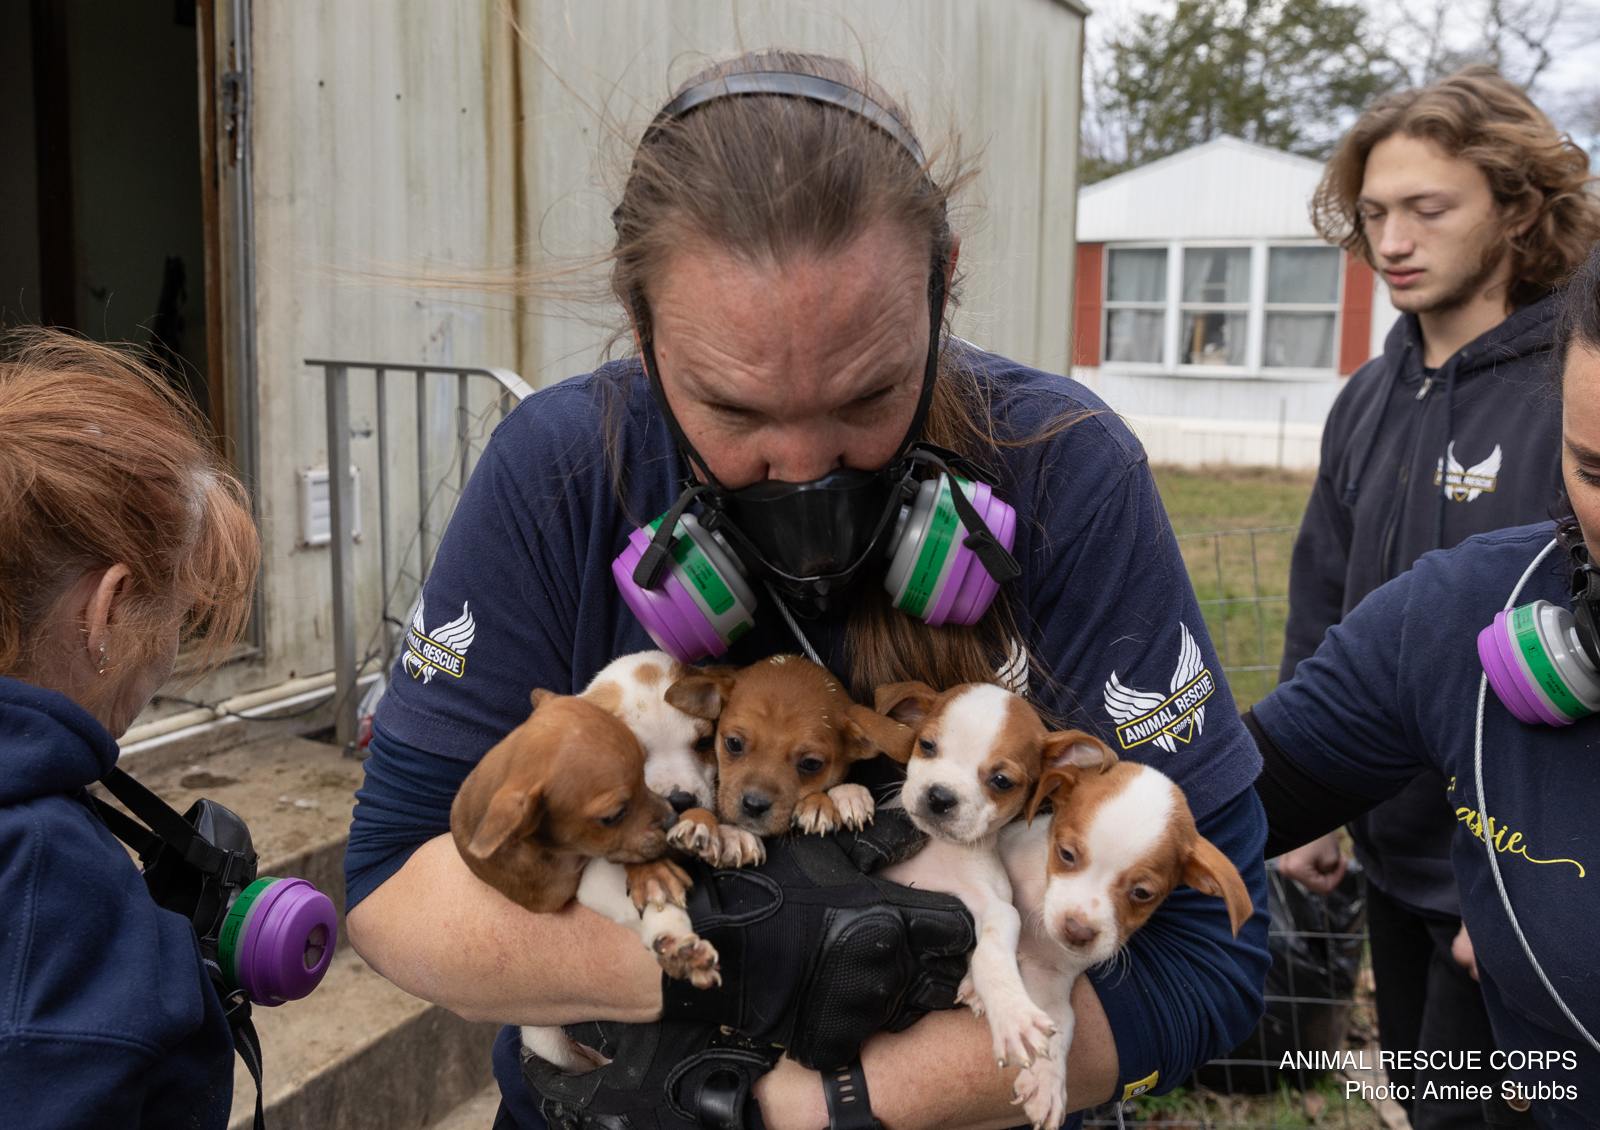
<box><xmin>308</xmin><ymin>359</ymin><xmax>531</xmax><ymax>750</ymax></box>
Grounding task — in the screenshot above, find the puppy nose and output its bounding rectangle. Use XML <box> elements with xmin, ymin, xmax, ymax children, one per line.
<box><xmin>741</xmin><ymin>792</ymin><xmax>772</xmax><ymax>819</ymax></box>
<box><xmin>668</xmin><ymin>790</ymin><xmax>698</xmax><ymax>814</ymax></box>
<box><xmin>926</xmin><ymin>785</ymin><xmax>959</xmax><ymax>815</ymax></box>
<box><xmin>1058</xmin><ymin>917</ymin><xmax>1098</xmax><ymax>946</ymax></box>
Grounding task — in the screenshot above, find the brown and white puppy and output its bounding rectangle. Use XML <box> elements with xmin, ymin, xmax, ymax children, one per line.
<box><xmin>664</xmin><ymin>654</ymin><xmax>913</xmax><ymax>843</ymax></box>
<box><xmin>579</xmin><ymin>650</ymin><xmax>719</xmax><ymax>815</ymax></box>
<box><xmin>873</xmin><ymin>681</ymin><xmax>1106</xmax><ymax>1077</ymax></box>
<box><xmin>1000</xmin><ymin>757</ymin><xmax>1253</xmax><ymax>1128</ymax></box>
<box><xmin>450</xmin><ymin>688</ymin><xmax>719</xmax><ymax>1073</ymax></box>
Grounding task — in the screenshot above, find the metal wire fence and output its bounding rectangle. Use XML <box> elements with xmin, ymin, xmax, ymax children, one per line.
<box><xmin>1083</xmin><ymin>527</ymin><xmax>1391</xmax><ymax>1129</ymax></box>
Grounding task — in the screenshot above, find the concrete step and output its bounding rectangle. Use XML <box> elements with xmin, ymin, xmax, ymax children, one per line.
<box><xmin>424</xmin><ymin>1082</ymin><xmax>502</xmax><ymax>1130</ymax></box>
<box><xmin>102</xmin><ymin>734</ymin><xmax>501</xmax><ymax>1130</ymax></box>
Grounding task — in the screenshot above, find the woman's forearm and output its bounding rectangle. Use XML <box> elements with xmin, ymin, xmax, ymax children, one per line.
<box><xmin>754</xmin><ymin>975</ymin><xmax>1116</xmax><ymax>1130</ymax></box>
<box><xmin>345</xmin><ymin>834</ymin><xmax>664</xmax><ymax>1025</ymax></box>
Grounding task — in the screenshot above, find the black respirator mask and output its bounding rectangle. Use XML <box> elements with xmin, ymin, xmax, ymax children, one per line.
<box><xmin>608</xmin><ymin>71</ymin><xmax>1019</xmax><ymax>662</ymax></box>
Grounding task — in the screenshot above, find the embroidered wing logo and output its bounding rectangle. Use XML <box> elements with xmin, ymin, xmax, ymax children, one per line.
<box><xmin>1435</xmin><ymin>441</ymin><xmax>1502</xmax><ymax>502</ymax></box>
<box><xmin>1102</xmin><ymin>623</ymin><xmax>1216</xmax><ymax>753</ymax></box>
<box><xmin>402</xmin><ymin>596</ymin><xmax>476</xmax><ymax>683</ymax></box>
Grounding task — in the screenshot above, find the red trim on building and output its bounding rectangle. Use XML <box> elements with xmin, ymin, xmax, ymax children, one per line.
<box><xmin>1338</xmin><ymin>253</ymin><xmax>1375</xmax><ymax>375</ymax></box>
<box><xmin>1073</xmin><ymin>242</ymin><xmax>1104</xmax><ymax>367</ymax></box>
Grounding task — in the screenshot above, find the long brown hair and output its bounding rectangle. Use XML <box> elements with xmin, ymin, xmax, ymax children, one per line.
<box><xmin>0</xmin><ymin>329</ymin><xmax>258</xmax><ymax>709</ymax></box>
<box><xmin>1312</xmin><ymin>65</ymin><xmax>1600</xmax><ymax>309</ymax></box>
<box><xmin>603</xmin><ymin>51</ymin><xmax>1063</xmax><ymax>700</ymax></box>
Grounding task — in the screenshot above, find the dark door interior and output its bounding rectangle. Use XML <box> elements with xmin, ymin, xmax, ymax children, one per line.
<box><xmin>1</xmin><ymin>0</ymin><xmax>216</xmax><ymax>422</ymax></box>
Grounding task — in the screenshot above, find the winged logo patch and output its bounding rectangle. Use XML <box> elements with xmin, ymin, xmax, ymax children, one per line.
<box><xmin>1434</xmin><ymin>441</ymin><xmax>1501</xmax><ymax>502</ymax></box>
<box><xmin>402</xmin><ymin>596</ymin><xmax>476</xmax><ymax>682</ymax></box>
<box><xmin>1102</xmin><ymin>623</ymin><xmax>1215</xmax><ymax>752</ymax></box>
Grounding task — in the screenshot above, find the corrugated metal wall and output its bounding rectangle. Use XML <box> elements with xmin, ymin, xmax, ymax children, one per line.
<box><xmin>222</xmin><ymin>0</ymin><xmax>1084</xmax><ymax>700</ymax></box>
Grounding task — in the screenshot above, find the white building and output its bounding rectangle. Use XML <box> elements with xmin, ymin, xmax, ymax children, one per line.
<box><xmin>1070</xmin><ymin>137</ymin><xmax>1400</xmax><ymax>469</ymax></box>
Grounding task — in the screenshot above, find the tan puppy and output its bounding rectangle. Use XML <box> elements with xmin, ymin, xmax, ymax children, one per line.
<box><xmin>664</xmin><ymin>654</ymin><xmax>914</xmax><ymax>845</ymax></box>
<box><xmin>1001</xmin><ymin>756</ymin><xmax>1253</xmax><ymax>1128</ymax></box>
<box><xmin>450</xmin><ymin>689</ymin><xmax>676</xmax><ymax>912</ymax></box>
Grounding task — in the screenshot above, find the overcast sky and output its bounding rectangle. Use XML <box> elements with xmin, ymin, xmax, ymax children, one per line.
<box><xmin>1082</xmin><ymin>0</ymin><xmax>1600</xmax><ymax>157</ymax></box>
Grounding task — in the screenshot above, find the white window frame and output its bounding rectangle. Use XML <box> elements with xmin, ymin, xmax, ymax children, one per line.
<box><xmin>1101</xmin><ymin>242</ymin><xmax>1171</xmax><ymax>370</ymax></box>
<box><xmin>1100</xmin><ymin>239</ymin><xmax>1344</xmax><ymax>379</ymax></box>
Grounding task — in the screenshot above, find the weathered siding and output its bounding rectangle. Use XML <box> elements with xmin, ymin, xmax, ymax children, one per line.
<box><xmin>188</xmin><ymin>0</ymin><xmax>1084</xmax><ymax>705</ymax></box>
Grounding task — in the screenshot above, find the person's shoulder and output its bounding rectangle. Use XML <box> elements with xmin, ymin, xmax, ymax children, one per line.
<box><xmin>493</xmin><ymin>360</ymin><xmax>646</xmax><ymax>447</ymax></box>
<box><xmin>0</xmin><ymin>794</ymin><xmax>212</xmax><ymax>1049</ymax></box>
<box><xmin>955</xmin><ymin>342</ymin><xmax>1145</xmax><ymax>471</ymax></box>
<box><xmin>1415</xmin><ymin>521</ymin><xmax>1560</xmax><ymax>583</ymax></box>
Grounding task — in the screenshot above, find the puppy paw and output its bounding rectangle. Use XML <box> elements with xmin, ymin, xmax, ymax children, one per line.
<box><xmin>793</xmin><ymin>792</ymin><xmax>841</xmax><ymax>835</ymax></box>
<box><xmin>667</xmin><ymin>810</ymin><xmax>722</xmax><ymax>865</ymax></box>
<box><xmin>826</xmin><ymin>783</ymin><xmax>875</xmax><ymax>830</ymax></box>
<box><xmin>653</xmin><ymin>931</ymin><xmax>722</xmax><ymax>989</ymax></box>
<box><xmin>715</xmin><ymin>823</ymin><xmax>766</xmax><ymax>867</ymax></box>
<box><xmin>521</xmin><ymin>1026</ymin><xmax>612</xmax><ymax>1075</ymax></box>
<box><xmin>956</xmin><ymin>971</ymin><xmax>983</xmax><ymax>1016</ymax></box>
<box><xmin>1012</xmin><ymin>1055</ymin><xmax>1067</xmax><ymax>1130</ymax></box>
<box><xmin>989</xmin><ymin>1000</ymin><xmax>1057</xmax><ymax>1069</ymax></box>
<box><xmin>625</xmin><ymin>858</ymin><xmax>692</xmax><ymax>911</ymax></box>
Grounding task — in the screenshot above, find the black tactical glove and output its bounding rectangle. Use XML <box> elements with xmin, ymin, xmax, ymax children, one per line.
<box><xmin>525</xmin><ymin>809</ymin><xmax>976</xmax><ymax>1129</ymax></box>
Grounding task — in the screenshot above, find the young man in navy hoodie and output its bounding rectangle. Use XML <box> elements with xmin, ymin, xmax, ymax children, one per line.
<box><xmin>1277</xmin><ymin>66</ymin><xmax>1600</xmax><ymax>1128</ymax></box>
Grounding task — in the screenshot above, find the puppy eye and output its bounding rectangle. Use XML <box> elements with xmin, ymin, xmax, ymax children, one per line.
<box><xmin>1057</xmin><ymin>845</ymin><xmax>1076</xmax><ymax>866</ymax></box>
<box><xmin>988</xmin><ymin>773</ymin><xmax>1015</xmax><ymax>793</ymax></box>
<box><xmin>692</xmin><ymin>735</ymin><xmax>715</xmax><ymax>754</ymax></box>
<box><xmin>918</xmin><ymin>739</ymin><xmax>937</xmax><ymax>757</ymax></box>
<box><xmin>1130</xmin><ymin>886</ymin><xmax>1155</xmax><ymax>903</ymax></box>
<box><xmin>724</xmin><ymin>735</ymin><xmax>744</xmax><ymax>757</ymax></box>
<box><xmin>797</xmin><ymin>757</ymin><xmax>824</xmax><ymax>776</ymax></box>
<box><xmin>598</xmin><ymin>804</ymin><xmax>630</xmax><ymax>827</ymax></box>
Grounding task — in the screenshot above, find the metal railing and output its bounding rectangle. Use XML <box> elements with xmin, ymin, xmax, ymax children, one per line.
<box><xmin>309</xmin><ymin>359</ymin><xmax>532</xmax><ymax>749</ymax></box>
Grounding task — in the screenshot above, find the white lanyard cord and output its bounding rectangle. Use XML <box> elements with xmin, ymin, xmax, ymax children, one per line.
<box><xmin>1474</xmin><ymin>537</ymin><xmax>1600</xmax><ymax>1055</ymax></box>
<box><xmin>764</xmin><ymin>582</ymin><xmax>826</xmax><ymax>668</ymax></box>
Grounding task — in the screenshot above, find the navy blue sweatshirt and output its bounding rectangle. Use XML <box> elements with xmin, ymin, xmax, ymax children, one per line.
<box><xmin>0</xmin><ymin>677</ymin><xmax>234</xmax><ymax>1129</ymax></box>
<box><xmin>1258</xmin><ymin>523</ymin><xmax>1599</xmax><ymax>1127</ymax></box>
<box><xmin>346</xmin><ymin>346</ymin><xmax>1272</xmax><ymax>1128</ymax></box>
<box><xmin>1280</xmin><ymin>297</ymin><xmax>1564</xmax><ymax>916</ymax></box>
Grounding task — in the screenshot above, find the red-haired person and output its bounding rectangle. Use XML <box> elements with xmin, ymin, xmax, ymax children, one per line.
<box><xmin>1280</xmin><ymin>66</ymin><xmax>1600</xmax><ymax>1126</ymax></box>
<box><xmin>0</xmin><ymin>331</ymin><xmax>258</xmax><ymax>1128</ymax></box>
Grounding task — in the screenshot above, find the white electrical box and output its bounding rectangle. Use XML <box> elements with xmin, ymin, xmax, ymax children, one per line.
<box><xmin>298</xmin><ymin>465</ymin><xmax>361</xmax><ymax>547</ymax></box>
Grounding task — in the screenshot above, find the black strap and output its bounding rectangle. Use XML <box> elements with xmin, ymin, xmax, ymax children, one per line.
<box><xmin>821</xmin><ymin>1057</ymin><xmax>879</xmax><ymax>1130</ymax></box>
<box><xmin>89</xmin><ymin>795</ymin><xmax>164</xmax><ymax>863</ymax></box>
<box><xmin>224</xmin><ymin>993</ymin><xmax>266</xmax><ymax>1130</ymax></box>
<box><xmin>633</xmin><ymin>482</ymin><xmax>710</xmax><ymax>589</ymax></box>
<box><xmin>912</xmin><ymin>447</ymin><xmax>1020</xmax><ymax>585</ymax></box>
<box><xmin>99</xmin><ymin>767</ymin><xmax>250</xmax><ymax>886</ymax></box>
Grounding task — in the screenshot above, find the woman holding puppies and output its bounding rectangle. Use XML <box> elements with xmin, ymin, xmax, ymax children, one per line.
<box><xmin>346</xmin><ymin>52</ymin><xmax>1271</xmax><ymax>1130</ymax></box>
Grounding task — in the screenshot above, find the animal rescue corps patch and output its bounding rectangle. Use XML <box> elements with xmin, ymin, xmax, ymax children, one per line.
<box><xmin>403</xmin><ymin>596</ymin><xmax>476</xmax><ymax>682</ymax></box>
<box><xmin>1102</xmin><ymin>623</ymin><xmax>1215</xmax><ymax>753</ymax></box>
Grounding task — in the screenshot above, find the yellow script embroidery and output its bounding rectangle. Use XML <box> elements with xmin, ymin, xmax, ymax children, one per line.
<box><xmin>1453</xmin><ymin>806</ymin><xmax>1586</xmax><ymax>877</ymax></box>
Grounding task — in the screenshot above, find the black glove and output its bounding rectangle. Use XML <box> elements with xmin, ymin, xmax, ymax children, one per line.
<box><xmin>525</xmin><ymin>809</ymin><xmax>975</xmax><ymax>1129</ymax></box>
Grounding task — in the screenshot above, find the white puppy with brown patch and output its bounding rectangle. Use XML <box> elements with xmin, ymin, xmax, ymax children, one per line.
<box><xmin>873</xmin><ymin>682</ymin><xmax>1105</xmax><ymax>1076</ymax></box>
<box><xmin>1001</xmin><ymin>753</ymin><xmax>1253</xmax><ymax>1127</ymax></box>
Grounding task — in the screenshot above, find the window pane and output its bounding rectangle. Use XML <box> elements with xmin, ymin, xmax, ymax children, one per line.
<box><xmin>1268</xmin><ymin>246</ymin><xmax>1341</xmax><ymax>304</ymax></box>
<box><xmin>1107</xmin><ymin>248</ymin><xmax>1167</xmax><ymax>303</ymax></box>
<box><xmin>1105</xmin><ymin>308</ymin><xmax>1164</xmax><ymax>363</ymax></box>
<box><xmin>1182</xmin><ymin>248</ymin><xmax>1251</xmax><ymax>304</ymax></box>
<box><xmin>1263</xmin><ymin>312</ymin><xmax>1337</xmax><ymax>368</ymax></box>
<box><xmin>1181</xmin><ymin>311</ymin><xmax>1248</xmax><ymax>366</ymax></box>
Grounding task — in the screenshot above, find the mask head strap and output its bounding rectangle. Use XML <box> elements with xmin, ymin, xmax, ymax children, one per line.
<box><xmin>1570</xmin><ymin>541</ymin><xmax>1600</xmax><ymax>670</ymax></box>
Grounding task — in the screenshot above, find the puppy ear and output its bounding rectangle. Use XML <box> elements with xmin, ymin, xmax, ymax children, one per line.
<box><xmin>844</xmin><ymin>703</ymin><xmax>916</xmax><ymax>763</ymax></box>
<box><xmin>665</xmin><ymin>671</ymin><xmax>737</xmax><ymax>720</ymax></box>
<box><xmin>1183</xmin><ymin>835</ymin><xmax>1254</xmax><ymax>938</ymax></box>
<box><xmin>464</xmin><ymin>779</ymin><xmax>545</xmax><ymax>859</ymax></box>
<box><xmin>874</xmin><ymin>681</ymin><xmax>940</xmax><ymax>727</ymax></box>
<box><xmin>529</xmin><ymin>687</ymin><xmax>558</xmax><ymax>711</ymax></box>
<box><xmin>1041</xmin><ymin>729</ymin><xmax>1117</xmax><ymax>773</ymax></box>
<box><xmin>1025</xmin><ymin>765</ymin><xmax>1080</xmax><ymax>825</ymax></box>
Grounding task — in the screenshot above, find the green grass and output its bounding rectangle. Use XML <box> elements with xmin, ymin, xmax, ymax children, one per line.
<box><xmin>1097</xmin><ymin>1072</ymin><xmax>1384</xmax><ymax>1128</ymax></box>
<box><xmin>1151</xmin><ymin>466</ymin><xmax>1316</xmax><ymax>712</ymax></box>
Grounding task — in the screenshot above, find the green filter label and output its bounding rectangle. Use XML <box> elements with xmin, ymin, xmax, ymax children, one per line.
<box><xmin>899</xmin><ymin>478</ymin><xmax>965</xmax><ymax>618</ymax></box>
<box><xmin>1512</xmin><ymin>605</ymin><xmax>1586</xmax><ymax>720</ymax></box>
<box><xmin>647</xmin><ymin>518</ymin><xmax>735</xmax><ymax>616</ymax></box>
